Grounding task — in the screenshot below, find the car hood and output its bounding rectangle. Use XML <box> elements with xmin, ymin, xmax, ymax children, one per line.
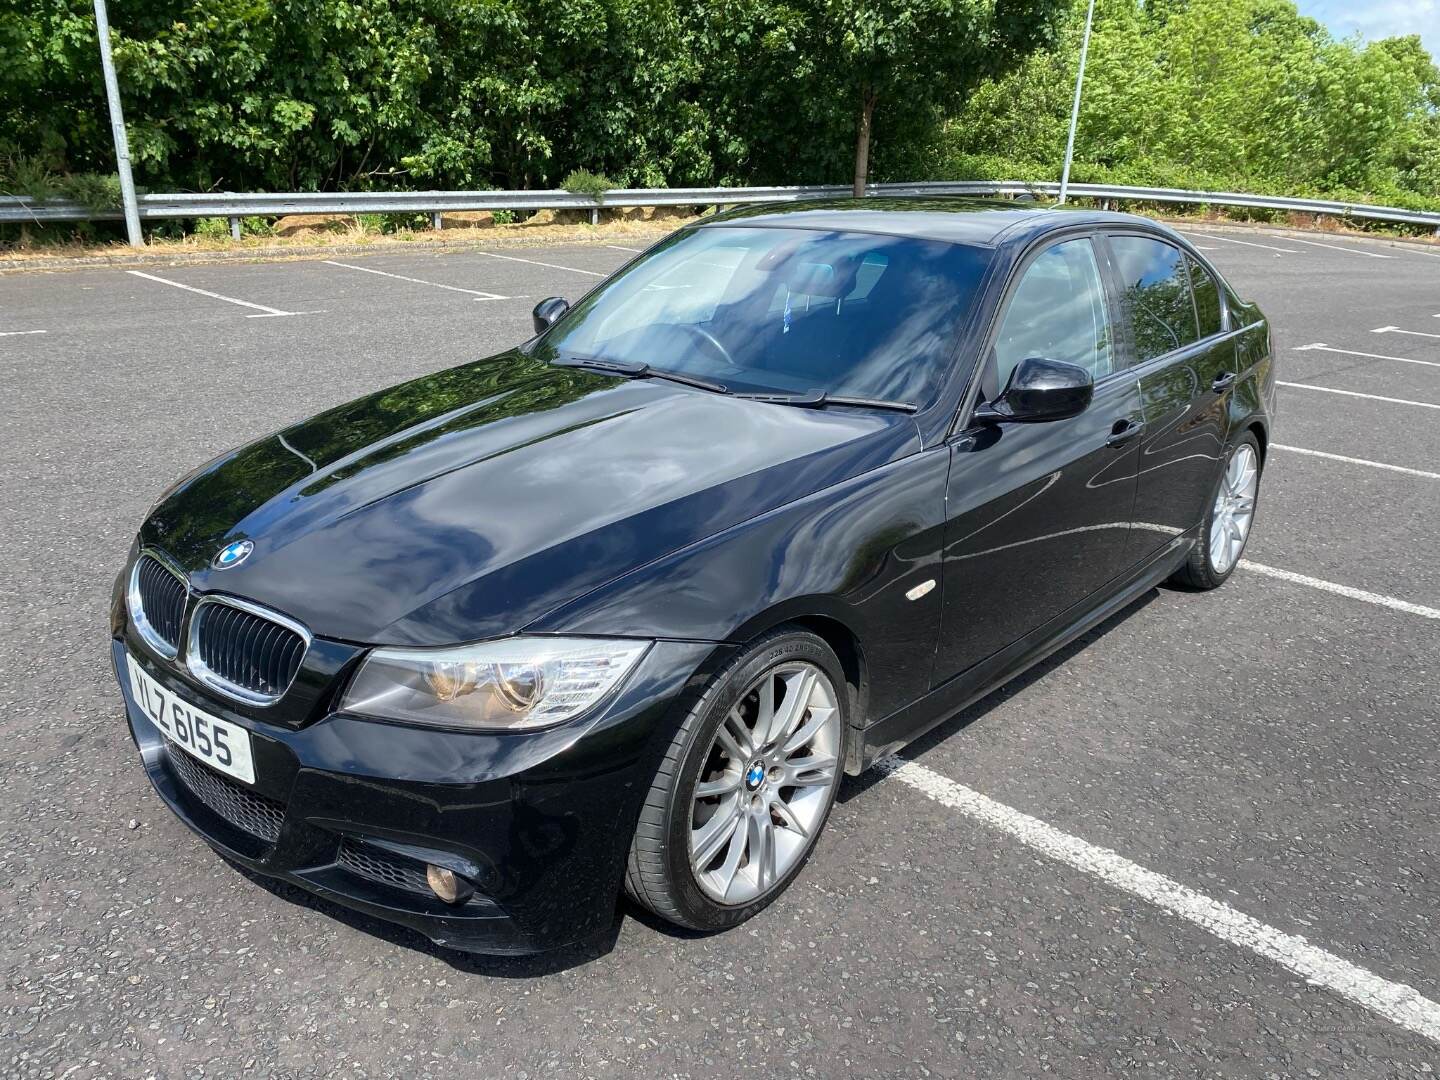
<box><xmin>140</xmin><ymin>350</ymin><xmax>919</xmax><ymax>644</ymax></box>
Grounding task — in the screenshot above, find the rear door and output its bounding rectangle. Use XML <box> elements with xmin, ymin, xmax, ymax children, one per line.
<box><xmin>1102</xmin><ymin>234</ymin><xmax>1235</xmax><ymax>562</ymax></box>
<box><xmin>934</xmin><ymin>234</ymin><xmax>1144</xmax><ymax>683</ymax></box>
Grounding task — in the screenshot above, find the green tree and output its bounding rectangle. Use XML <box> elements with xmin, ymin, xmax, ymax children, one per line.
<box><xmin>927</xmin><ymin>0</ymin><xmax>1440</xmax><ymax>205</ymax></box>
<box><xmin>697</xmin><ymin>0</ymin><xmax>1066</xmax><ymax>196</ymax></box>
<box><xmin>4</xmin><ymin>0</ymin><xmax>1439</xmax><ymax>222</ymax></box>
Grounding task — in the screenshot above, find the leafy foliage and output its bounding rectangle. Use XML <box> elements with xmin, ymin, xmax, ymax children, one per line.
<box><xmin>0</xmin><ymin>0</ymin><xmax>1059</xmax><ymax>198</ymax></box>
<box><xmin>0</xmin><ymin>0</ymin><xmax>1436</xmax><ymax>223</ymax></box>
<box><xmin>909</xmin><ymin>0</ymin><xmax>1440</xmax><ymax>206</ymax></box>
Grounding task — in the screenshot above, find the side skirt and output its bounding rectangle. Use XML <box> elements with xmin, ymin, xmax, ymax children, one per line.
<box><xmin>851</xmin><ymin>531</ymin><xmax>1195</xmax><ymax>774</ymax></box>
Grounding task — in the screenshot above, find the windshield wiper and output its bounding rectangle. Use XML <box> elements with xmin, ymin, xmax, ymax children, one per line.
<box><xmin>734</xmin><ymin>389</ymin><xmax>918</xmax><ymax>413</ymax></box>
<box><xmin>551</xmin><ymin>356</ymin><xmax>729</xmax><ymax>395</ymax></box>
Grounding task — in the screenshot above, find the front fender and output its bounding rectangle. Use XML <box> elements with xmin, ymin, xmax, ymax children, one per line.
<box><xmin>528</xmin><ymin>449</ymin><xmax>951</xmax><ymax>722</ymax></box>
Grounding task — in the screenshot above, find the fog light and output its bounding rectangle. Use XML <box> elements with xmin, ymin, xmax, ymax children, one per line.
<box><xmin>426</xmin><ymin>863</ymin><xmax>475</xmax><ymax>905</ymax></box>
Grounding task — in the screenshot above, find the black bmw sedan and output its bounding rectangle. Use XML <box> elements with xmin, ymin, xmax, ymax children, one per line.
<box><xmin>112</xmin><ymin>199</ymin><xmax>1274</xmax><ymax>954</ymax></box>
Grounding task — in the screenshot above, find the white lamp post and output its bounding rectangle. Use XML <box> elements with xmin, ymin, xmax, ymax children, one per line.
<box><xmin>1058</xmin><ymin>0</ymin><xmax>1097</xmax><ymax>206</ymax></box>
<box><xmin>93</xmin><ymin>0</ymin><xmax>143</xmax><ymax>247</ymax></box>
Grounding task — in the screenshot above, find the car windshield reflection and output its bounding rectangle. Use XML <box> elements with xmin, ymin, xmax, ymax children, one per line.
<box><xmin>537</xmin><ymin>226</ymin><xmax>991</xmax><ymax>406</ymax></box>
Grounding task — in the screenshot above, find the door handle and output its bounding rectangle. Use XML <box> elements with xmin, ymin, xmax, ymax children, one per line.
<box><xmin>1105</xmin><ymin>418</ymin><xmax>1145</xmax><ymax>448</ymax></box>
<box><xmin>1212</xmin><ymin>371</ymin><xmax>1238</xmax><ymax>394</ymax></box>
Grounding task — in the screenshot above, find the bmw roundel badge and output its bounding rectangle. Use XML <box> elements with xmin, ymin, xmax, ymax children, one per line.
<box><xmin>213</xmin><ymin>539</ymin><xmax>254</xmax><ymax>570</ymax></box>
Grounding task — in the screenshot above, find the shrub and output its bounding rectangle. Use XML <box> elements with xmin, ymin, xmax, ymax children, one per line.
<box><xmin>193</xmin><ymin>217</ymin><xmax>230</xmax><ymax>239</ymax></box>
<box><xmin>559</xmin><ymin>169</ymin><xmax>615</xmax><ymax>203</ymax></box>
<box><xmin>56</xmin><ymin>173</ymin><xmax>123</xmax><ymax>211</ymax></box>
<box><xmin>1</xmin><ymin>154</ymin><xmax>60</xmax><ymax>200</ymax></box>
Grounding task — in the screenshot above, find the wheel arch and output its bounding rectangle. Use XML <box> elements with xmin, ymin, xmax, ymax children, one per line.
<box><xmin>729</xmin><ymin>605</ymin><xmax>872</xmax><ymax>772</ymax></box>
<box><xmin>1245</xmin><ymin>418</ymin><xmax>1268</xmax><ymax>467</ymax></box>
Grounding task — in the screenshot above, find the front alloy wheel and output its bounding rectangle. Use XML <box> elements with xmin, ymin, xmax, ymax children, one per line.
<box><xmin>626</xmin><ymin>629</ymin><xmax>848</xmax><ymax>931</ymax></box>
<box><xmin>689</xmin><ymin>661</ymin><xmax>841</xmax><ymax>905</ymax></box>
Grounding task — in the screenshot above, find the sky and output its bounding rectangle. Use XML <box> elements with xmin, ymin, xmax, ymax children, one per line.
<box><xmin>1298</xmin><ymin>0</ymin><xmax>1440</xmax><ymax>59</ymax></box>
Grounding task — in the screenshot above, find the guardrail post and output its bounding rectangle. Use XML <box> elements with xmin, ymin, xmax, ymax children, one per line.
<box><xmin>228</xmin><ymin>216</ymin><xmax>241</xmax><ymax>240</ymax></box>
<box><xmin>590</xmin><ymin>207</ymin><xmax>599</xmax><ymax>225</ymax></box>
<box><xmin>432</xmin><ymin>212</ymin><xmax>443</xmax><ymax>230</ymax></box>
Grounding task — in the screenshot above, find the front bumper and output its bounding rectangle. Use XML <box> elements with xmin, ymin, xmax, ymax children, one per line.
<box><xmin>111</xmin><ymin>630</ymin><xmax>722</xmax><ymax>954</ymax></box>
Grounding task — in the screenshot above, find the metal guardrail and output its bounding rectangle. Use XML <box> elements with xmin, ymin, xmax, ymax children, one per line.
<box><xmin>3</xmin><ymin>179</ymin><xmax>1438</xmax><ymax>230</ymax></box>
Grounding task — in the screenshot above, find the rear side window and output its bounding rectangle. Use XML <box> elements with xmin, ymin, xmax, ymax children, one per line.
<box><xmin>994</xmin><ymin>238</ymin><xmax>1113</xmax><ymax>388</ymax></box>
<box><xmin>1110</xmin><ymin>236</ymin><xmax>1199</xmax><ymax>362</ymax></box>
<box><xmin>1188</xmin><ymin>256</ymin><xmax>1222</xmax><ymax>338</ymax></box>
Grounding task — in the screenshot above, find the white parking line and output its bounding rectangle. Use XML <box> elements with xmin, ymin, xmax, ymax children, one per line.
<box><xmin>605</xmin><ymin>244</ymin><xmax>643</xmax><ymax>253</ymax></box>
<box><xmin>478</xmin><ymin>251</ymin><xmax>605</xmax><ymax>277</ymax></box>
<box><xmin>1294</xmin><ymin>343</ymin><xmax>1440</xmax><ymax>369</ymax></box>
<box><xmin>1181</xmin><ymin>232</ymin><xmax>1301</xmax><ymax>254</ymax></box>
<box><xmin>126</xmin><ymin>270</ymin><xmax>309</xmax><ymax>317</ymax></box>
<box><xmin>323</xmin><ymin>260</ymin><xmax>512</xmax><ymax>300</ymax></box>
<box><xmin>1240</xmin><ymin>561</ymin><xmax>1440</xmax><ymax>620</ymax></box>
<box><xmin>1273</xmin><ymin>444</ymin><xmax>1440</xmax><ymax>480</ymax></box>
<box><xmin>1277</xmin><ymin>381</ymin><xmax>1440</xmax><ymax>410</ymax></box>
<box><xmin>1285</xmin><ymin>236</ymin><xmax>1393</xmax><ymax>259</ymax></box>
<box><xmin>877</xmin><ymin>757</ymin><xmax>1440</xmax><ymax>1044</ymax></box>
<box><xmin>1373</xmin><ymin>325</ymin><xmax>1440</xmax><ymax>341</ymax></box>
<box><xmin>0</xmin><ymin>329</ymin><xmax>47</xmax><ymax>337</ymax></box>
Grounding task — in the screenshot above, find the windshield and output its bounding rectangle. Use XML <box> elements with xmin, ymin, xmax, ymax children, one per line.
<box><xmin>537</xmin><ymin>226</ymin><xmax>991</xmax><ymax>405</ymax></box>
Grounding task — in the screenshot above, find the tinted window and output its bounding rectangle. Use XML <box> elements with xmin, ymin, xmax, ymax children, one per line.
<box><xmin>543</xmin><ymin>226</ymin><xmax>991</xmax><ymax>405</ymax></box>
<box><xmin>1110</xmin><ymin>237</ymin><xmax>1199</xmax><ymax>361</ymax></box>
<box><xmin>994</xmin><ymin>238</ymin><xmax>1112</xmax><ymax>388</ymax></box>
<box><xmin>1188</xmin><ymin>256</ymin><xmax>1222</xmax><ymax>338</ymax></box>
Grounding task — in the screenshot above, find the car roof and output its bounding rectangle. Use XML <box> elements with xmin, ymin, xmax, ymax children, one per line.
<box><xmin>698</xmin><ymin>196</ymin><xmax>1167</xmax><ymax>248</ymax></box>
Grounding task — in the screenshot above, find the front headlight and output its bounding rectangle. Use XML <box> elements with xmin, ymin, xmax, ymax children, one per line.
<box><xmin>339</xmin><ymin>636</ymin><xmax>651</xmax><ymax>731</ymax></box>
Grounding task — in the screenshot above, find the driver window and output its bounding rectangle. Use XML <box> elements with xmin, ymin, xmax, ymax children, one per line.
<box><xmin>994</xmin><ymin>238</ymin><xmax>1112</xmax><ymax>390</ymax></box>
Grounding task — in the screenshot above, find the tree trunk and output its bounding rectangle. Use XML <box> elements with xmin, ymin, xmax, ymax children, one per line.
<box><xmin>852</xmin><ymin>91</ymin><xmax>877</xmax><ymax>198</ymax></box>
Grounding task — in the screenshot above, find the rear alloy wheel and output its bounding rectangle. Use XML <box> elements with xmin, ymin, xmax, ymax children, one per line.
<box><xmin>1171</xmin><ymin>432</ymin><xmax>1262</xmax><ymax>590</ymax></box>
<box><xmin>625</xmin><ymin>630</ymin><xmax>847</xmax><ymax>931</ymax></box>
<box><xmin>1209</xmin><ymin>441</ymin><xmax>1259</xmax><ymax>575</ymax></box>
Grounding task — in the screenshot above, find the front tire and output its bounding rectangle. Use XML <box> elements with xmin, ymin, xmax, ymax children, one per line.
<box><xmin>625</xmin><ymin>629</ymin><xmax>848</xmax><ymax>931</ymax></box>
<box><xmin>1170</xmin><ymin>432</ymin><xmax>1262</xmax><ymax>590</ymax></box>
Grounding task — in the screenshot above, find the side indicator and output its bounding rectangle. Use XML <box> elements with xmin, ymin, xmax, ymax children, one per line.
<box><xmin>905</xmin><ymin>579</ymin><xmax>937</xmax><ymax>601</ymax></box>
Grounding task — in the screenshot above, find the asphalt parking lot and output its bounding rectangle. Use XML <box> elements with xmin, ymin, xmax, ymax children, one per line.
<box><xmin>2</xmin><ymin>220</ymin><xmax>1438</xmax><ymax>1078</ymax></box>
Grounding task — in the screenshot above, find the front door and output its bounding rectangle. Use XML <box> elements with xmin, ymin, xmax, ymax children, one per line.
<box><xmin>935</xmin><ymin>235</ymin><xmax>1144</xmax><ymax>684</ymax></box>
<box><xmin>1103</xmin><ymin>235</ymin><xmax>1234</xmax><ymax>563</ymax></box>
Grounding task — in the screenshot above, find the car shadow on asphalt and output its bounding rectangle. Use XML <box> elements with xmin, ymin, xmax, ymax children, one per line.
<box><xmin>222</xmin><ymin>587</ymin><xmax>1160</xmax><ymax>973</ymax></box>
<box><xmin>227</xmin><ymin>860</ymin><xmax>624</xmax><ymax>977</ymax></box>
<box><xmin>838</xmin><ymin>586</ymin><xmax>1161</xmax><ymax>805</ymax></box>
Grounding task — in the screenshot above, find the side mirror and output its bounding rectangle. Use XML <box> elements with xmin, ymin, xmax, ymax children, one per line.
<box><xmin>974</xmin><ymin>357</ymin><xmax>1093</xmax><ymax>424</ymax></box>
<box><xmin>532</xmin><ymin>296</ymin><xmax>570</xmax><ymax>334</ymax></box>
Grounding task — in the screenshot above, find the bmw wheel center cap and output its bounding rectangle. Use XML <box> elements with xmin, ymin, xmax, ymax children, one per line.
<box><xmin>213</xmin><ymin>539</ymin><xmax>254</xmax><ymax>570</ymax></box>
<box><xmin>745</xmin><ymin>762</ymin><xmax>766</xmax><ymax>791</ymax></box>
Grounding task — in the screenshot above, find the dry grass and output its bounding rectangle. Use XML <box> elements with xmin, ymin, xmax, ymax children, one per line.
<box><xmin>0</xmin><ymin>212</ymin><xmax>703</xmax><ymax>269</ymax></box>
<box><xmin>1160</xmin><ymin>206</ymin><xmax>1440</xmax><ymax>245</ymax></box>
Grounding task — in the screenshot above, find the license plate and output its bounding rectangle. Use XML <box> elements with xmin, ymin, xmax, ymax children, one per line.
<box><xmin>125</xmin><ymin>652</ymin><xmax>256</xmax><ymax>785</ymax></box>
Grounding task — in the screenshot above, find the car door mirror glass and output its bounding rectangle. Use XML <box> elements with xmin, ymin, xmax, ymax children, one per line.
<box><xmin>977</xmin><ymin>357</ymin><xmax>1093</xmax><ymax>423</ymax></box>
<box><xmin>532</xmin><ymin>296</ymin><xmax>570</xmax><ymax>334</ymax></box>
